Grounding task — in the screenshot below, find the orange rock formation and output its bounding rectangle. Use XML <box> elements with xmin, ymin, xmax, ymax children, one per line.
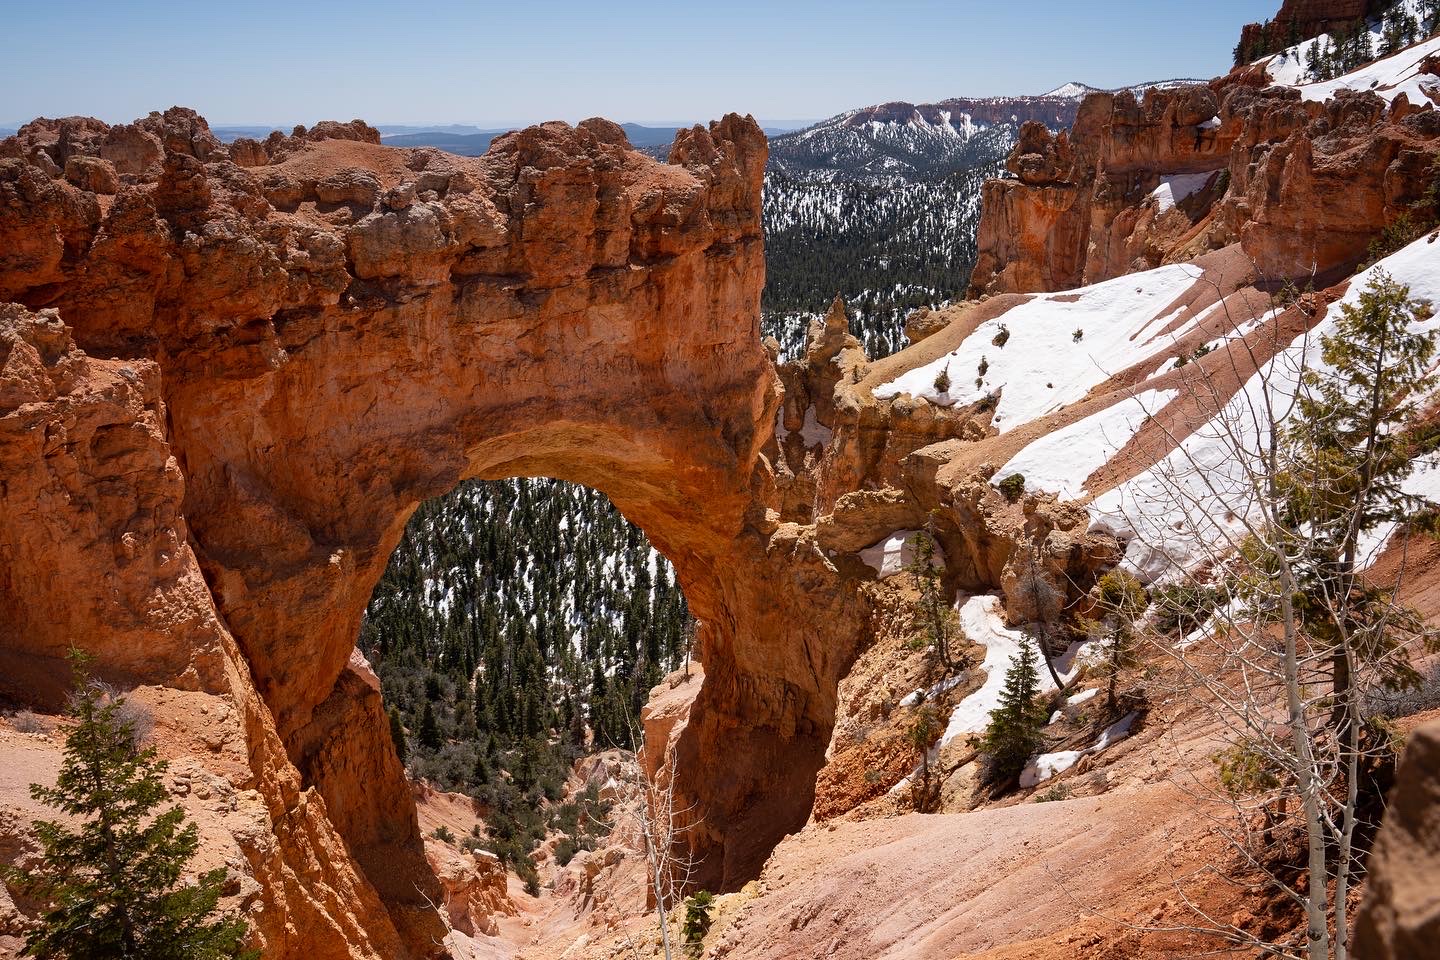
<box><xmin>970</xmin><ymin>84</ymin><xmax>1440</xmax><ymax>296</ymax></box>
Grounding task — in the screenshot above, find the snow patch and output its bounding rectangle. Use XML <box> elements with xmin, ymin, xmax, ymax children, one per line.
<box><xmin>800</xmin><ymin>405</ymin><xmax>834</xmax><ymax>447</ymax></box>
<box><xmin>994</xmin><ymin>389</ymin><xmax>1178</xmax><ymax>501</ymax></box>
<box><xmin>1020</xmin><ymin>710</ymin><xmax>1139</xmax><ymax>788</ymax></box>
<box><xmin>860</xmin><ymin>530</ymin><xmax>946</xmax><ymax>579</ymax></box>
<box><xmin>874</xmin><ymin>263</ymin><xmax>1203</xmax><ymax>433</ymax></box>
<box><xmin>1150</xmin><ymin>172</ymin><xmax>1216</xmax><ymax>214</ymax></box>
<box><xmin>939</xmin><ymin>595</ymin><xmax>1090</xmax><ymax>746</ymax></box>
<box><xmin>898</xmin><ymin>673</ymin><xmax>967</xmax><ymax>708</ymax></box>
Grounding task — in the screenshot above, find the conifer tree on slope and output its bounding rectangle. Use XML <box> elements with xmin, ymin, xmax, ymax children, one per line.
<box><xmin>6</xmin><ymin>653</ymin><xmax>253</xmax><ymax>960</ymax></box>
<box><xmin>980</xmin><ymin>635</ymin><xmax>1049</xmax><ymax>785</ymax></box>
<box><xmin>1279</xmin><ymin>270</ymin><xmax>1439</xmax><ymax>723</ymax></box>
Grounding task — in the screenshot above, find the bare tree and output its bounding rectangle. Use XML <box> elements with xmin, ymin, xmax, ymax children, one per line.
<box><xmin>616</xmin><ymin>732</ymin><xmax>702</xmax><ymax>960</ymax></box>
<box><xmin>1090</xmin><ymin>269</ymin><xmax>1438</xmax><ymax>959</ymax></box>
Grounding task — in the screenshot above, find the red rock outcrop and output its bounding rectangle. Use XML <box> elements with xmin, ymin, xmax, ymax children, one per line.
<box><xmin>1238</xmin><ymin>1</ymin><xmax>1386</xmax><ymax>61</ymax></box>
<box><xmin>423</xmin><ymin>840</ymin><xmax>515</xmax><ymax>938</ymax></box>
<box><xmin>0</xmin><ymin>106</ymin><xmax>813</xmax><ymax>955</ymax></box>
<box><xmin>970</xmin><ymin>84</ymin><xmax>1440</xmax><ymax>296</ymax></box>
<box><xmin>1354</xmin><ymin>717</ymin><xmax>1440</xmax><ymax>960</ymax></box>
<box><xmin>0</xmin><ymin>103</ymin><xmax>1146</xmax><ymax>954</ymax></box>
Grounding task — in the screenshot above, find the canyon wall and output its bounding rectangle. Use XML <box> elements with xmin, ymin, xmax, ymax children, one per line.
<box><xmin>6</xmin><ymin>83</ymin><xmax>1440</xmax><ymax>958</ymax></box>
<box><xmin>970</xmin><ymin>82</ymin><xmax>1440</xmax><ymax>297</ymax></box>
<box><xmin>0</xmin><ymin>106</ymin><xmax>1139</xmax><ymax>954</ymax></box>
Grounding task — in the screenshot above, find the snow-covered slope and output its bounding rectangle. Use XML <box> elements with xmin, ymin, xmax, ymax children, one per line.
<box><xmin>872</xmin><ymin>263</ymin><xmax>1205</xmax><ymax>432</ymax></box>
<box><xmin>1290</xmin><ymin>32</ymin><xmax>1440</xmax><ymax>103</ymax></box>
<box><xmin>1091</xmin><ymin>233</ymin><xmax>1440</xmax><ymax>580</ymax></box>
<box><xmin>1258</xmin><ymin>0</ymin><xmax>1440</xmax><ymax>103</ymax></box>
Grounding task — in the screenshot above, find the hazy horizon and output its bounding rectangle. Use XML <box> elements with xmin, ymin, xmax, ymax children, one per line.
<box><xmin>3</xmin><ymin>0</ymin><xmax>1277</xmax><ymax>131</ymax></box>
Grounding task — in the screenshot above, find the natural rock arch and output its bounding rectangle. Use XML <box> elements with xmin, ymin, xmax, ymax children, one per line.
<box><xmin>0</xmin><ymin>109</ymin><xmax>870</xmax><ymax>957</ymax></box>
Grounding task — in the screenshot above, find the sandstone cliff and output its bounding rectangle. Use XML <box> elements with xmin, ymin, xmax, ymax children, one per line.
<box><xmin>5</xmin><ymin>77</ymin><xmax>1440</xmax><ymax>958</ymax></box>
<box><xmin>969</xmin><ymin>80</ymin><xmax>1440</xmax><ymax>296</ymax></box>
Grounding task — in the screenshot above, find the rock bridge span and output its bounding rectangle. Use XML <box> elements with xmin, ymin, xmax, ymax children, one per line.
<box><xmin>0</xmin><ymin>109</ymin><xmax>866</xmax><ymax>958</ymax></box>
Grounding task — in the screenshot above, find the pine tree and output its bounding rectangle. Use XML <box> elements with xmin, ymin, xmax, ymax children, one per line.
<box><xmin>5</xmin><ymin>654</ymin><xmax>254</xmax><ymax>960</ymax></box>
<box><xmin>1305</xmin><ymin>39</ymin><xmax>1322</xmax><ymax>81</ymax></box>
<box><xmin>979</xmin><ymin>636</ymin><xmax>1049</xmax><ymax>785</ymax></box>
<box><xmin>1352</xmin><ymin>19</ymin><xmax>1374</xmax><ymax>67</ymax></box>
<box><xmin>418</xmin><ymin>699</ymin><xmax>442</xmax><ymax>751</ymax></box>
<box><xmin>1281</xmin><ymin>270</ymin><xmax>1439</xmax><ymax>716</ymax></box>
<box><xmin>905</xmin><ymin>515</ymin><xmax>961</xmax><ymax>672</ymax></box>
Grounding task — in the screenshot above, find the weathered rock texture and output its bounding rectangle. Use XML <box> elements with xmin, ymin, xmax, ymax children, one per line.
<box><xmin>970</xmin><ymin>83</ymin><xmax>1440</xmax><ymax>296</ymax></box>
<box><xmin>8</xmin><ymin>90</ymin><xmax>1435</xmax><ymax>959</ymax></box>
<box><xmin>0</xmin><ymin>106</ymin><xmax>806</xmax><ymax>956</ymax></box>
<box><xmin>0</xmin><ymin>106</ymin><xmax>1144</xmax><ymax>957</ymax></box>
<box><xmin>1355</xmin><ymin>717</ymin><xmax>1440</xmax><ymax>960</ymax></box>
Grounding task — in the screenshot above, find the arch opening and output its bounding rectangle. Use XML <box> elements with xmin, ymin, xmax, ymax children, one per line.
<box><xmin>358</xmin><ymin>476</ymin><xmax>696</xmax><ymax>872</ymax></box>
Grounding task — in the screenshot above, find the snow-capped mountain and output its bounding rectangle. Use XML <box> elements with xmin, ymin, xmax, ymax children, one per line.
<box><xmin>761</xmin><ymin>80</ymin><xmax>1205</xmax><ymax>360</ymax></box>
<box><xmin>769</xmin><ymin>80</ymin><xmax>1207</xmax><ymax>177</ymax></box>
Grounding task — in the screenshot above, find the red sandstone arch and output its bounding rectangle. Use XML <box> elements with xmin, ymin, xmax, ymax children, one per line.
<box><xmin>0</xmin><ymin>109</ymin><xmax>867</xmax><ymax>958</ymax></box>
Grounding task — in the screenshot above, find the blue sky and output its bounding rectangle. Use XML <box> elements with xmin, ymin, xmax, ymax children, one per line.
<box><xmin>3</xmin><ymin>1</ymin><xmax>1278</xmax><ymax>129</ymax></box>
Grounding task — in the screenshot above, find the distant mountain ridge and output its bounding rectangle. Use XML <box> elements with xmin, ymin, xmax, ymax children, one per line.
<box><xmin>760</xmin><ymin>78</ymin><xmax>1209</xmax><ymax>360</ymax></box>
<box><xmin>770</xmin><ymin>79</ymin><xmax>1208</xmax><ymax>176</ymax></box>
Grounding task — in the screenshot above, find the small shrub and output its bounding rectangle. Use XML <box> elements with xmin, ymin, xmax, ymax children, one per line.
<box><xmin>8</xmin><ymin>710</ymin><xmax>48</xmax><ymax>734</ymax></box>
<box><xmin>1152</xmin><ymin>581</ymin><xmax>1219</xmax><ymax>635</ymax></box>
<box><xmin>682</xmin><ymin>890</ymin><xmax>715</xmax><ymax>956</ymax></box>
<box><xmin>933</xmin><ymin>365</ymin><xmax>951</xmax><ymax>393</ymax></box>
<box><xmin>432</xmin><ymin>825</ymin><xmax>455</xmax><ymax>844</ymax></box>
<box><xmin>112</xmin><ymin>697</ymin><xmax>155</xmax><ymax>746</ymax></box>
<box><xmin>1033</xmin><ymin>783</ymin><xmax>1072</xmax><ymax>803</ymax></box>
<box><xmin>554</xmin><ymin>836</ymin><xmax>579</xmax><ymax>867</ymax></box>
<box><xmin>522</xmin><ymin>874</ymin><xmax>540</xmax><ymax>897</ymax></box>
<box><xmin>977</xmin><ymin>356</ymin><xmax>989</xmax><ymax>378</ymax></box>
<box><xmin>1364</xmin><ymin>660</ymin><xmax>1440</xmax><ymax>720</ymax></box>
<box><xmin>998</xmin><ymin>473</ymin><xmax>1026</xmax><ymax>504</ymax></box>
<box><xmin>991</xmin><ymin>324</ymin><xmax>1011</xmax><ymax>348</ymax></box>
<box><xmin>1072</xmin><ymin>328</ymin><xmax>1084</xmax><ymax>343</ymax></box>
<box><xmin>976</xmin><ymin>390</ymin><xmax>999</xmax><ymax>413</ymax></box>
<box><xmin>1364</xmin><ymin>212</ymin><xmax>1426</xmax><ymax>267</ymax></box>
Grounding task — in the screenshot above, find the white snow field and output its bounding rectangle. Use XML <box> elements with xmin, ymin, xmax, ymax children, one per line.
<box><xmin>1090</xmin><ymin>233</ymin><xmax>1440</xmax><ymax>581</ymax></box>
<box><xmin>1255</xmin><ymin>0</ymin><xmax>1440</xmax><ymax>105</ymax></box>
<box><xmin>939</xmin><ymin>595</ymin><xmax>1090</xmax><ymax>747</ymax></box>
<box><xmin>993</xmin><ymin>389</ymin><xmax>1178</xmax><ymax>501</ymax></box>
<box><xmin>874</xmin><ymin>264</ymin><xmax>1204</xmax><ymax>433</ymax></box>
<box><xmin>860</xmin><ymin>530</ymin><xmax>946</xmax><ymax>579</ymax></box>
<box><xmin>1293</xmin><ymin>33</ymin><xmax>1440</xmax><ymax>104</ymax></box>
<box><xmin>1020</xmin><ymin>710</ymin><xmax>1140</xmax><ymax>788</ymax></box>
